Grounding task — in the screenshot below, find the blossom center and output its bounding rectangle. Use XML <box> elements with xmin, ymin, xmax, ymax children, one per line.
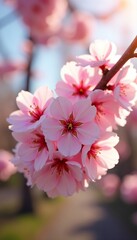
<box><xmin>72</xmin><ymin>80</ymin><xmax>90</xmax><ymax>97</ymax></box>
<box><xmin>60</xmin><ymin>113</ymin><xmax>82</xmax><ymax>137</ymax></box>
<box><xmin>32</xmin><ymin>5</ymin><xmax>42</xmax><ymax>14</ymax></box>
<box><xmin>51</xmin><ymin>158</ymin><xmax>69</xmax><ymax>175</ymax></box>
<box><xmin>120</xmin><ymin>84</ymin><xmax>127</xmax><ymax>96</ymax></box>
<box><xmin>87</xmin><ymin>144</ymin><xmax>101</xmax><ymax>159</ymax></box>
<box><xmin>29</xmin><ymin>103</ymin><xmax>44</xmax><ymax>122</ymax></box>
<box><xmin>33</xmin><ymin>133</ymin><xmax>48</xmax><ymax>152</ymax></box>
<box><xmin>67</xmin><ymin>123</ymin><xmax>73</xmax><ymax>130</ymax></box>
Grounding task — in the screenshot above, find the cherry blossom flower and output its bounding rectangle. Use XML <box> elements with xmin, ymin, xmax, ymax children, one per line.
<box><xmin>120</xmin><ymin>173</ymin><xmax>137</xmax><ymax>204</ymax></box>
<box><xmin>56</xmin><ymin>61</ymin><xmax>101</xmax><ymax>103</ymax></box>
<box><xmin>131</xmin><ymin>212</ymin><xmax>137</xmax><ymax>226</ymax></box>
<box><xmin>76</xmin><ymin>39</ymin><xmax>119</xmax><ymax>71</ymax></box>
<box><xmin>99</xmin><ymin>173</ymin><xmax>120</xmax><ymax>197</ymax></box>
<box><xmin>12</xmin><ymin>128</ymin><xmax>55</xmax><ymax>171</ymax></box>
<box><xmin>82</xmin><ymin>132</ymin><xmax>119</xmax><ymax>181</ymax></box>
<box><xmin>0</xmin><ymin>150</ymin><xmax>16</xmax><ymax>181</ymax></box>
<box><xmin>115</xmin><ymin>138</ymin><xmax>131</xmax><ymax>160</ymax></box>
<box><xmin>15</xmin><ymin>0</ymin><xmax>67</xmax><ymax>42</ymax></box>
<box><xmin>42</xmin><ymin>96</ymin><xmax>100</xmax><ymax>157</ymax></box>
<box><xmin>7</xmin><ymin>86</ymin><xmax>53</xmax><ymax>132</ymax></box>
<box><xmin>89</xmin><ymin>89</ymin><xmax>119</xmax><ymax>131</ymax></box>
<box><xmin>107</xmin><ymin>65</ymin><xmax>137</xmax><ymax>111</ymax></box>
<box><xmin>0</xmin><ymin>61</ymin><xmax>26</xmax><ymax>79</ymax></box>
<box><xmin>61</xmin><ymin>11</ymin><xmax>94</xmax><ymax>45</ymax></box>
<box><xmin>34</xmin><ymin>151</ymin><xmax>84</xmax><ymax>198</ymax></box>
<box><xmin>12</xmin><ymin>143</ymin><xmax>35</xmax><ymax>186</ymax></box>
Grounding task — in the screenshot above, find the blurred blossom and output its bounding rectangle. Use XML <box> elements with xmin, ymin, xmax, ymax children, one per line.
<box><xmin>131</xmin><ymin>212</ymin><xmax>137</xmax><ymax>225</ymax></box>
<box><xmin>0</xmin><ymin>149</ymin><xmax>16</xmax><ymax>181</ymax></box>
<box><xmin>0</xmin><ymin>61</ymin><xmax>26</xmax><ymax>79</ymax></box>
<box><xmin>120</xmin><ymin>173</ymin><xmax>137</xmax><ymax>204</ymax></box>
<box><xmin>99</xmin><ymin>173</ymin><xmax>120</xmax><ymax>198</ymax></box>
<box><xmin>61</xmin><ymin>11</ymin><xmax>94</xmax><ymax>45</ymax></box>
<box><xmin>14</xmin><ymin>0</ymin><xmax>67</xmax><ymax>43</ymax></box>
<box><xmin>127</xmin><ymin>106</ymin><xmax>137</xmax><ymax>134</ymax></box>
<box><xmin>115</xmin><ymin>139</ymin><xmax>131</xmax><ymax>160</ymax></box>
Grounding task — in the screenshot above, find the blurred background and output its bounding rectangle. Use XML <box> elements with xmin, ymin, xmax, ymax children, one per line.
<box><xmin>0</xmin><ymin>0</ymin><xmax>137</xmax><ymax>239</ymax></box>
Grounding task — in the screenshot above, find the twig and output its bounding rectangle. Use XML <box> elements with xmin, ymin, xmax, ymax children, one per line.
<box><xmin>94</xmin><ymin>36</ymin><xmax>137</xmax><ymax>90</ymax></box>
<box><xmin>24</xmin><ymin>36</ymin><xmax>35</xmax><ymax>91</ymax></box>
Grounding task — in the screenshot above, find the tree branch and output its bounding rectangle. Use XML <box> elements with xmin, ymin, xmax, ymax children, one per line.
<box><xmin>24</xmin><ymin>36</ymin><xmax>35</xmax><ymax>92</ymax></box>
<box><xmin>94</xmin><ymin>36</ymin><xmax>137</xmax><ymax>90</ymax></box>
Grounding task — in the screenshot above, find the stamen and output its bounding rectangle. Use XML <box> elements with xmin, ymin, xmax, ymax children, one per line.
<box><xmin>29</xmin><ymin>104</ymin><xmax>43</xmax><ymax>122</ymax></box>
<box><xmin>72</xmin><ymin>80</ymin><xmax>90</xmax><ymax>97</ymax></box>
<box><xmin>67</xmin><ymin>123</ymin><xmax>73</xmax><ymax>130</ymax></box>
<box><xmin>60</xmin><ymin>113</ymin><xmax>82</xmax><ymax>136</ymax></box>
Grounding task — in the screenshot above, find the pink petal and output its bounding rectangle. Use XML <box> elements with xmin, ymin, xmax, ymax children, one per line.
<box><xmin>8</xmin><ymin>110</ymin><xmax>36</xmax><ymax>132</ymax></box>
<box><xmin>73</xmin><ymin>99</ymin><xmax>96</xmax><ymax>122</ymax></box>
<box><xmin>50</xmin><ymin>97</ymin><xmax>72</xmax><ymax>120</ymax></box>
<box><xmin>58</xmin><ymin>134</ymin><xmax>81</xmax><ymax>156</ymax></box>
<box><xmin>77</xmin><ymin>122</ymin><xmax>100</xmax><ymax>145</ymax></box>
<box><xmin>56</xmin><ymin>80</ymin><xmax>74</xmax><ymax>98</ymax></box>
<box><xmin>18</xmin><ymin>144</ymin><xmax>36</xmax><ymax>161</ymax></box>
<box><xmin>86</xmin><ymin>157</ymin><xmax>98</xmax><ymax>180</ymax></box>
<box><xmin>42</xmin><ymin>118</ymin><xmax>62</xmax><ymax>141</ymax></box>
<box><xmin>97</xmin><ymin>148</ymin><xmax>119</xmax><ymax>169</ymax></box>
<box><xmin>34</xmin><ymin>149</ymin><xmax>48</xmax><ymax>171</ymax></box>
<box><xmin>68</xmin><ymin>163</ymin><xmax>82</xmax><ymax>181</ymax></box>
<box><xmin>76</xmin><ymin>54</ymin><xmax>95</xmax><ymax>67</ymax></box>
<box><xmin>57</xmin><ymin>172</ymin><xmax>76</xmax><ymax>196</ymax></box>
<box><xmin>85</xmin><ymin>156</ymin><xmax>107</xmax><ymax>181</ymax></box>
<box><xmin>61</xmin><ymin>61</ymin><xmax>80</xmax><ymax>83</ymax></box>
<box><xmin>97</xmin><ymin>132</ymin><xmax>119</xmax><ymax>147</ymax></box>
<box><xmin>89</xmin><ymin>40</ymin><xmax>116</xmax><ymax>61</ymax></box>
<box><xmin>36</xmin><ymin>166</ymin><xmax>58</xmax><ymax>192</ymax></box>
<box><xmin>16</xmin><ymin>90</ymin><xmax>33</xmax><ymax>112</ymax></box>
<box><xmin>34</xmin><ymin>86</ymin><xmax>53</xmax><ymax>109</ymax></box>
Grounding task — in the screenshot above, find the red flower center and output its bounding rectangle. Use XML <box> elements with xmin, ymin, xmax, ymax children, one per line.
<box><xmin>31</xmin><ymin>4</ymin><xmax>42</xmax><ymax>14</ymax></box>
<box><xmin>51</xmin><ymin>158</ymin><xmax>69</xmax><ymax>175</ymax></box>
<box><xmin>72</xmin><ymin>80</ymin><xmax>90</xmax><ymax>97</ymax></box>
<box><xmin>60</xmin><ymin>113</ymin><xmax>82</xmax><ymax>137</ymax></box>
<box><xmin>87</xmin><ymin>144</ymin><xmax>101</xmax><ymax>159</ymax></box>
<box><xmin>29</xmin><ymin>104</ymin><xmax>44</xmax><ymax>123</ymax></box>
<box><xmin>33</xmin><ymin>133</ymin><xmax>48</xmax><ymax>152</ymax></box>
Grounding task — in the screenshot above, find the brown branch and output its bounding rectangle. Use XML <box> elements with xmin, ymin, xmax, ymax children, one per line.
<box><xmin>94</xmin><ymin>36</ymin><xmax>137</xmax><ymax>90</ymax></box>
<box><xmin>24</xmin><ymin>36</ymin><xmax>35</xmax><ymax>92</ymax></box>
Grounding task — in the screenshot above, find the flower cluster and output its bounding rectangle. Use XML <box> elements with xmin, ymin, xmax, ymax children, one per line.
<box><xmin>8</xmin><ymin>39</ymin><xmax>137</xmax><ymax>198</ymax></box>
